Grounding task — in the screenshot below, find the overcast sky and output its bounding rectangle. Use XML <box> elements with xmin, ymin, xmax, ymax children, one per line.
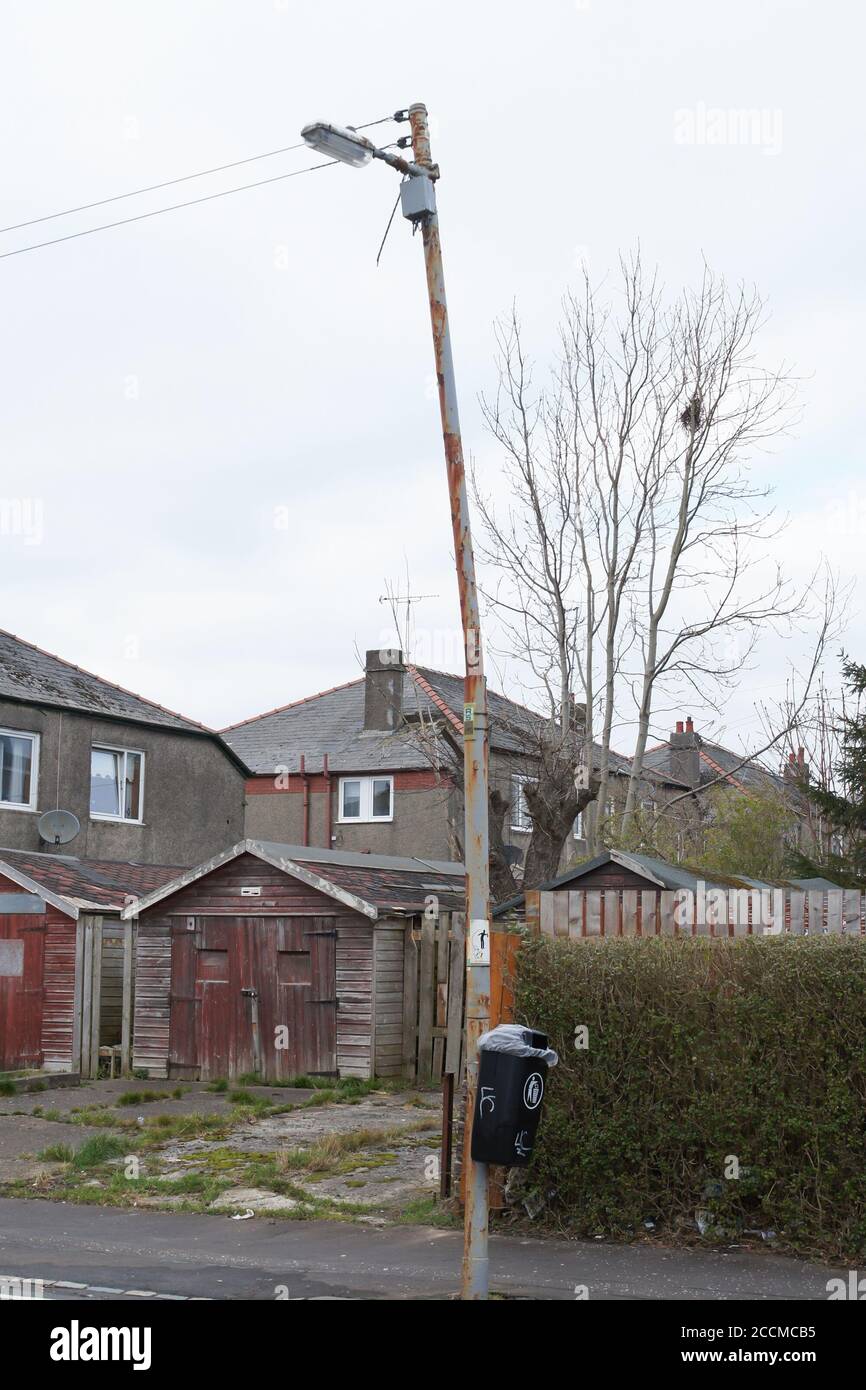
<box><xmin>1</xmin><ymin>0</ymin><xmax>863</xmax><ymax>758</ymax></box>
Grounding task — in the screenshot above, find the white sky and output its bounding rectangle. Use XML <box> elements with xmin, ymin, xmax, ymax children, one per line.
<box><xmin>1</xmin><ymin>0</ymin><xmax>863</xmax><ymax>759</ymax></box>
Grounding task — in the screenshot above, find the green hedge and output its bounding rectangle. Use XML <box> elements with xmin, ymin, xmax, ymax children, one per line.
<box><xmin>514</xmin><ymin>934</ymin><xmax>866</xmax><ymax>1259</ymax></box>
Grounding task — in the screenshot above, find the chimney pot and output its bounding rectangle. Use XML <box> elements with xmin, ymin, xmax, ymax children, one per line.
<box><xmin>685</xmin><ymin>716</ymin><xmax>694</xmax><ymax>733</ymax></box>
<box><xmin>675</xmin><ymin>720</ymin><xmax>684</xmax><ymax>734</ymax></box>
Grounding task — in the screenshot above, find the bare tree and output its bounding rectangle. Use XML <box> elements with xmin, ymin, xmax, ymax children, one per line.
<box><xmin>473</xmin><ymin>253</ymin><xmax>823</xmax><ymax>863</ymax></box>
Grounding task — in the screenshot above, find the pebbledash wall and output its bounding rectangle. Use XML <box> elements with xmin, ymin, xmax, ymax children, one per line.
<box><xmin>243</xmin><ymin>767</ymin><xmax>460</xmax><ymax>861</ymax></box>
<box><xmin>0</xmin><ymin>699</ymin><xmax>246</xmax><ymax>865</ymax></box>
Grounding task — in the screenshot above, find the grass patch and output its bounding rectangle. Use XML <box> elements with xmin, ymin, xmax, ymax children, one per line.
<box><xmin>0</xmin><ymin>1080</ymin><xmax>16</xmax><ymax>1096</ymax></box>
<box><xmin>37</xmin><ymin>1142</ymin><xmax>74</xmax><ymax>1162</ymax></box>
<box><xmin>394</xmin><ymin>1195</ymin><xmax>459</xmax><ymax>1229</ymax></box>
<box><xmin>206</xmin><ymin>1079</ymin><xmax>229</xmax><ymax>1093</ymax></box>
<box><xmin>116</xmin><ymin>1090</ymin><xmax>177</xmax><ymax>1107</ymax></box>
<box><xmin>71</xmin><ymin>1134</ymin><xmax>129</xmax><ymax>1169</ymax></box>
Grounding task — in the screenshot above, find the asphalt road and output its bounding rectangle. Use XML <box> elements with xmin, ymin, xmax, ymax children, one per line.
<box><xmin>0</xmin><ymin>1198</ymin><xmax>845</xmax><ymax>1301</ymax></box>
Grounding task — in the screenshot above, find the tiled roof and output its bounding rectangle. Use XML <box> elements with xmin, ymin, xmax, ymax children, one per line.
<box><xmin>0</xmin><ymin>847</ymin><xmax>185</xmax><ymax>912</ymax></box>
<box><xmin>0</xmin><ymin>628</ymin><xmax>214</xmax><ymax>734</ymax></box>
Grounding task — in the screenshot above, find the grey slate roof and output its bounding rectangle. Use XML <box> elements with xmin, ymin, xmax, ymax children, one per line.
<box><xmin>0</xmin><ymin>628</ymin><xmax>211</xmax><ymax>735</ymax></box>
<box><xmin>222</xmin><ymin>677</ymin><xmax>433</xmax><ymax>775</ymax></box>
<box><xmin>642</xmin><ymin>736</ymin><xmax>785</xmax><ymax>792</ymax></box>
<box><xmin>222</xmin><ymin>663</ymin><xmax>646</xmax><ymax>778</ymax></box>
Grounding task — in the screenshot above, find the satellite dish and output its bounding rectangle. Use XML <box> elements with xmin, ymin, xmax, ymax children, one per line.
<box><xmin>38</xmin><ymin>809</ymin><xmax>80</xmax><ymax>847</ymax></box>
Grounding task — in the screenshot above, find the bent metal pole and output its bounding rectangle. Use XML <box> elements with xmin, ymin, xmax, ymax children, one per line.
<box><xmin>407</xmin><ymin>101</ymin><xmax>491</xmax><ymax>1301</ymax></box>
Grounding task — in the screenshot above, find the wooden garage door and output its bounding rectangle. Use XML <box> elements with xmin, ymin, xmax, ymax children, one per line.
<box><xmin>0</xmin><ymin>914</ymin><xmax>45</xmax><ymax>1070</ymax></box>
<box><xmin>168</xmin><ymin>916</ymin><xmax>337</xmax><ymax>1081</ymax></box>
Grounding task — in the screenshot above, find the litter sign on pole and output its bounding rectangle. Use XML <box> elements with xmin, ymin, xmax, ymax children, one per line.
<box><xmin>469</xmin><ymin>918</ymin><xmax>490</xmax><ymax>965</ymax></box>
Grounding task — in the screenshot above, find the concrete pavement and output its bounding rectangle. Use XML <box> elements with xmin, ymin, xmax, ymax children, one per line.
<box><xmin>0</xmin><ymin>1198</ymin><xmax>845</xmax><ymax>1301</ymax></box>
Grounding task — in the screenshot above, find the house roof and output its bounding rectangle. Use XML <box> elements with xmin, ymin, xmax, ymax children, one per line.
<box><xmin>642</xmin><ymin>736</ymin><xmax>785</xmax><ymax>793</ymax></box>
<box><xmin>122</xmin><ymin>839</ymin><xmax>465</xmax><ymax>920</ymax></box>
<box><xmin>0</xmin><ymin>847</ymin><xmax>185</xmax><ymax>918</ymax></box>
<box><xmin>0</xmin><ymin>628</ymin><xmax>250</xmax><ymax>771</ymax></box>
<box><xmin>222</xmin><ymin>661</ymin><xmax>648</xmax><ymax>780</ymax></box>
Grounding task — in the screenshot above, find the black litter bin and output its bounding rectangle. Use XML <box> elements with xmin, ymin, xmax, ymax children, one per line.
<box><xmin>470</xmin><ymin>1024</ymin><xmax>558</xmax><ymax>1166</ymax></box>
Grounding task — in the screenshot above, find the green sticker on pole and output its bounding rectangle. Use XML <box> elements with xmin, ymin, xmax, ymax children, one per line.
<box><xmin>463</xmin><ymin>703</ymin><xmax>475</xmax><ymax>737</ymax></box>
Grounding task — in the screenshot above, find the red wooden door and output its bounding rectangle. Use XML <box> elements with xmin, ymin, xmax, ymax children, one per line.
<box><xmin>169</xmin><ymin>915</ymin><xmax>337</xmax><ymax>1081</ymax></box>
<box><xmin>0</xmin><ymin>915</ymin><xmax>46</xmax><ymax>1070</ymax></box>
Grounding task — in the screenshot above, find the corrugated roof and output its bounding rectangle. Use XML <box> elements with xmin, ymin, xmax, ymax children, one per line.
<box><xmin>0</xmin><ymin>628</ymin><xmax>218</xmax><ymax>736</ymax></box>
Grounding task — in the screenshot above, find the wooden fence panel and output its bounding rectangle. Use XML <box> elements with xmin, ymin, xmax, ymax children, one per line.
<box><xmin>659</xmin><ymin>891</ymin><xmax>679</xmax><ymax>936</ymax></box>
<box><xmin>826</xmin><ymin>890</ymin><xmax>844</xmax><ymax>934</ymax></box>
<box><xmin>622</xmin><ymin>891</ymin><xmax>638</xmax><ymax>937</ymax></box>
<box><xmin>529</xmin><ymin>888</ymin><xmax>866</xmax><ymax>941</ymax></box>
<box><xmin>603</xmin><ymin>890</ymin><xmax>619</xmax><ymax>937</ymax></box>
<box><xmin>416</xmin><ymin>916</ymin><xmax>436</xmax><ymax>1080</ymax></box>
<box><xmin>844</xmin><ymin>890</ymin><xmax>862</xmax><ymax>934</ymax></box>
<box><xmin>444</xmin><ymin>915</ymin><xmax>465</xmax><ymax>1077</ymax></box>
<box><xmin>808</xmin><ymin>890</ymin><xmax>824</xmax><ymax>934</ymax></box>
<box><xmin>568</xmin><ymin>891</ymin><xmax>584</xmax><ymax>936</ymax></box>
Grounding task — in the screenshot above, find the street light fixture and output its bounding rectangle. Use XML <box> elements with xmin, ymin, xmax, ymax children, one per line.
<box><xmin>300</xmin><ymin>121</ymin><xmax>375</xmax><ymax>168</ymax></box>
<box><xmin>302</xmin><ymin>103</ymin><xmax>492</xmax><ymax>1301</ymax></box>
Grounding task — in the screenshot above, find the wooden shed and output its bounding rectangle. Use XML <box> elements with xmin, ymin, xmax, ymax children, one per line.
<box><xmin>124</xmin><ymin>839</ymin><xmax>465</xmax><ymax>1082</ymax></box>
<box><xmin>0</xmin><ymin>848</ymin><xmax>181</xmax><ymax>1075</ymax></box>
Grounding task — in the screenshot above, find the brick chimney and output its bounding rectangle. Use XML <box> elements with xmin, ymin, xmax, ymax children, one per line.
<box><xmin>364</xmin><ymin>649</ymin><xmax>405</xmax><ymax>731</ymax></box>
<box><xmin>564</xmin><ymin>692</ymin><xmax>587</xmax><ymax>732</ymax></box>
<box><xmin>670</xmin><ymin>714</ymin><xmax>700</xmax><ymax>786</ymax></box>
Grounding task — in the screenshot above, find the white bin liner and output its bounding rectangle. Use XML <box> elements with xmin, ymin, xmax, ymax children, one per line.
<box><xmin>476</xmin><ymin>1023</ymin><xmax>559</xmax><ymax>1068</ymax></box>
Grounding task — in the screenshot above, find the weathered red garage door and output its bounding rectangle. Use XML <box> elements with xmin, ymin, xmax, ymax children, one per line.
<box><xmin>167</xmin><ymin>916</ymin><xmax>337</xmax><ymax>1081</ymax></box>
<box><xmin>0</xmin><ymin>915</ymin><xmax>46</xmax><ymax>1070</ymax></box>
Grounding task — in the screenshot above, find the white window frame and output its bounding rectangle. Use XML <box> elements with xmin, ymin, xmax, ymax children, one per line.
<box><xmin>511</xmin><ymin>774</ymin><xmax>533</xmax><ymax>833</ymax></box>
<box><xmin>90</xmin><ymin>744</ymin><xmax>146</xmax><ymax>824</ymax></box>
<box><xmin>0</xmin><ymin>727</ymin><xmax>39</xmax><ymax>812</ymax></box>
<box><xmin>338</xmin><ymin>774</ymin><xmax>394</xmax><ymax>824</ymax></box>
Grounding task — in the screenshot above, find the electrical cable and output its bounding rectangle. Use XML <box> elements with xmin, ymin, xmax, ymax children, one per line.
<box><xmin>0</xmin><ymin>158</ymin><xmax>339</xmax><ymax>260</ymax></box>
<box><xmin>0</xmin><ymin>114</ymin><xmax>396</xmax><ymax>236</ymax></box>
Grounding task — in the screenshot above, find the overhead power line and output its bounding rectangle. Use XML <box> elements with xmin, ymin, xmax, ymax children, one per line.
<box><xmin>0</xmin><ymin>158</ymin><xmax>340</xmax><ymax>260</ymax></box>
<box><xmin>0</xmin><ymin>113</ymin><xmax>396</xmax><ymax>237</ymax></box>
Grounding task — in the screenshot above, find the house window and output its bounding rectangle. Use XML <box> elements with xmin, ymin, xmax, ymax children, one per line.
<box><xmin>511</xmin><ymin>775</ymin><xmax>532</xmax><ymax>832</ymax></box>
<box><xmin>90</xmin><ymin>746</ymin><xmax>144</xmax><ymax>822</ymax></box>
<box><xmin>338</xmin><ymin>775</ymin><xmax>393</xmax><ymax>823</ymax></box>
<box><xmin>0</xmin><ymin>728</ymin><xmax>38</xmax><ymax>810</ymax></box>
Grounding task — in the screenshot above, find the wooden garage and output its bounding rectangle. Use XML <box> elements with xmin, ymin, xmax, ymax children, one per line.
<box><xmin>0</xmin><ymin>848</ymin><xmax>181</xmax><ymax>1075</ymax></box>
<box><xmin>125</xmin><ymin>839</ymin><xmax>465</xmax><ymax>1082</ymax></box>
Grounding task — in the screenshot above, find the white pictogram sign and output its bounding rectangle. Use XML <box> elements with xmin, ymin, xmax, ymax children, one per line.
<box><xmin>523</xmin><ymin>1072</ymin><xmax>544</xmax><ymax>1110</ymax></box>
<box><xmin>469</xmin><ymin>918</ymin><xmax>490</xmax><ymax>965</ymax></box>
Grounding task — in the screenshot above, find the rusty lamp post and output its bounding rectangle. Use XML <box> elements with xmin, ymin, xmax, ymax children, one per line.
<box><xmin>301</xmin><ymin>106</ymin><xmax>491</xmax><ymax>1300</ymax></box>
